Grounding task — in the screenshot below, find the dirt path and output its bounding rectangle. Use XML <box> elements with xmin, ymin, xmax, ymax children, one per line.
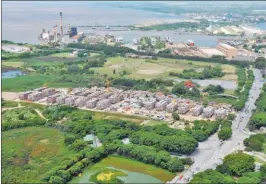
<box><xmin>34</xmin><ymin>109</ymin><xmax>47</xmax><ymax>120</ymax></box>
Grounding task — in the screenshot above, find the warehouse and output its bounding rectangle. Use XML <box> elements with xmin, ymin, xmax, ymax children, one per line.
<box><xmin>47</xmin><ymin>94</ymin><xmax>60</xmax><ymax>104</ymax></box>
<box><xmin>19</xmin><ymin>91</ymin><xmax>32</xmax><ymax>100</ymax></box>
<box><xmin>74</xmin><ymin>96</ymin><xmax>88</xmax><ymax>107</ymax></box>
<box><xmin>56</xmin><ymin>95</ymin><xmax>67</xmax><ymax>105</ymax></box>
<box><xmin>28</xmin><ymin>92</ymin><xmax>43</xmax><ymax>101</ymax></box>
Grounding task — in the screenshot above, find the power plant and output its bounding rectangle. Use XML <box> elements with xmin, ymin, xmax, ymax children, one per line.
<box><xmin>38</xmin><ymin>12</ymin><xmax>83</xmax><ymax>44</ymax></box>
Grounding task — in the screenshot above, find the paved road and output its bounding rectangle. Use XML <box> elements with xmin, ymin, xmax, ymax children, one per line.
<box><xmin>170</xmin><ymin>68</ymin><xmax>265</xmax><ymax>183</ymax></box>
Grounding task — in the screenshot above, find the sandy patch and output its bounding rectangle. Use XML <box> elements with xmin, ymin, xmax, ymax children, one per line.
<box><xmin>136</xmin><ymin>69</ymin><xmax>163</xmax><ymax>75</ymax></box>
<box><xmin>109</xmin><ymin>64</ymin><xmax>124</xmax><ymax>69</ymax></box>
<box><xmin>97</xmin><ymin>172</ymin><xmax>114</xmax><ymax>181</ymax></box>
<box><xmin>2</xmin><ymin>92</ymin><xmax>19</xmax><ymax>100</ymax></box>
<box><xmin>40</xmin><ymin>139</ymin><xmax>49</xmax><ymax>144</ymax></box>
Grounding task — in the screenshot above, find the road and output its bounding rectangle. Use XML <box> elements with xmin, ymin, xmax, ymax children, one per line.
<box><xmin>170</xmin><ymin>68</ymin><xmax>265</xmax><ymax>183</ymax></box>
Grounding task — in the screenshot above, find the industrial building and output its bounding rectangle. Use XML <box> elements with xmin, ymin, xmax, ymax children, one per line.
<box><xmin>216</xmin><ymin>43</ymin><xmax>238</xmax><ymax>59</ymax></box>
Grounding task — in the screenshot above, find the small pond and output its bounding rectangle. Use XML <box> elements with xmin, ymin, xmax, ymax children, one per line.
<box><xmin>70</xmin><ymin>167</ymin><xmax>163</xmax><ymax>184</ymax></box>
<box><xmin>2</xmin><ymin>69</ymin><xmax>26</xmax><ymax>79</ymax></box>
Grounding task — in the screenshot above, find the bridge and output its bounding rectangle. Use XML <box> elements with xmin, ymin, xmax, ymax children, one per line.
<box><xmin>76</xmin><ymin>25</ymin><xmax>132</xmax><ymax>31</ymax></box>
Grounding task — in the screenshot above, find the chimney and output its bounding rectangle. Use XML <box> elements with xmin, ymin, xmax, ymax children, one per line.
<box><xmin>60</xmin><ymin>12</ymin><xmax>63</xmax><ymax>38</ymax></box>
<box><xmin>55</xmin><ymin>25</ymin><xmax>58</xmax><ymax>41</ymax></box>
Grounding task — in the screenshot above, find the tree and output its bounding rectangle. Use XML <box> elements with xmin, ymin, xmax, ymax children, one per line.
<box><xmin>190</xmin><ymin>169</ymin><xmax>234</xmax><ymax>184</ymax></box>
<box><xmin>49</xmin><ymin>176</ymin><xmax>64</xmax><ymax>184</ymax></box>
<box><xmin>218</xmin><ymin>127</ymin><xmax>232</xmax><ymax>140</ymax></box>
<box><xmin>70</xmin><ymin>139</ymin><xmax>88</xmax><ymax>152</ymax></box>
<box><xmin>167</xmin><ymin>158</ymin><xmax>184</xmax><ymax>172</ymax></box>
<box><xmin>254</xmin><ymin>57</ymin><xmax>266</xmax><ymax>69</ymax></box>
<box><xmin>172</xmin><ymin>112</ymin><xmax>180</xmax><ymax>121</ymax></box>
<box><xmin>237</xmin><ymin>172</ymin><xmax>261</xmax><ymax>184</ymax></box>
<box><xmin>219</xmin><ymin>152</ymin><xmax>255</xmax><ymax>176</ymax></box>
<box><xmin>113</xmin><ymin>69</ymin><xmax>116</xmax><ymax>75</ymax></box>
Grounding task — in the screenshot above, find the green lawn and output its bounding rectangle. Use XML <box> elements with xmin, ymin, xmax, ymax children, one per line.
<box><xmin>77</xmin><ymin>155</ymin><xmax>176</xmax><ymax>182</ymax></box>
<box><xmin>92</xmin><ymin>56</ymin><xmax>237</xmax><ymax>80</ymax></box>
<box><xmin>145</xmin><ymin>120</ymin><xmax>169</xmax><ymax>126</ymax></box>
<box><xmin>51</xmin><ymin>52</ymin><xmax>75</xmax><ymax>58</ymax></box>
<box><xmin>2</xmin><ymin>127</ymin><xmax>75</xmax><ymax>183</ymax></box>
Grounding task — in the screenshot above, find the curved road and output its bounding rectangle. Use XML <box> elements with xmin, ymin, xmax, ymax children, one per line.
<box><xmin>170</xmin><ymin>68</ymin><xmax>265</xmax><ymax>183</ymax></box>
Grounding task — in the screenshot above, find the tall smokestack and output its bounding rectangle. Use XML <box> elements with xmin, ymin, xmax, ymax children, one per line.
<box><xmin>60</xmin><ymin>12</ymin><xmax>63</xmax><ymax>38</ymax></box>
<box><xmin>55</xmin><ymin>25</ymin><xmax>58</xmax><ymax>41</ymax></box>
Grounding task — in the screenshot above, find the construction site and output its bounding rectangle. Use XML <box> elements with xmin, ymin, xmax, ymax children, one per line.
<box><xmin>17</xmin><ymin>86</ymin><xmax>234</xmax><ymax>122</ymax></box>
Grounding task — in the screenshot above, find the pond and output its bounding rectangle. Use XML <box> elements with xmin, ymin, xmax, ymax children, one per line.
<box><xmin>2</xmin><ymin>69</ymin><xmax>26</xmax><ymax>79</ymax></box>
<box><xmin>174</xmin><ymin>78</ymin><xmax>237</xmax><ymax>90</ymax></box>
<box><xmin>69</xmin><ymin>166</ymin><xmax>163</xmax><ymax>184</ymax></box>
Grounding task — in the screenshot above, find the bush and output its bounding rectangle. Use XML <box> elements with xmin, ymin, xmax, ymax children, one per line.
<box><xmin>172</xmin><ymin>112</ymin><xmax>180</xmax><ymax>121</ymax></box>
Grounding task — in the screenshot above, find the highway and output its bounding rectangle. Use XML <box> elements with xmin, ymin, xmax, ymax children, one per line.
<box><xmin>170</xmin><ymin>68</ymin><xmax>265</xmax><ymax>183</ymax></box>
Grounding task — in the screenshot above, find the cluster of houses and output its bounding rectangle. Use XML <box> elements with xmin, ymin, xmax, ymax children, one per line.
<box><xmin>18</xmin><ymin>87</ymin><xmax>232</xmax><ymax>120</ymax></box>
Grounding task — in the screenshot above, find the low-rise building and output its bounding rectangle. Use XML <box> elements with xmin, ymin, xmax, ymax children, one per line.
<box><xmin>96</xmin><ymin>99</ymin><xmax>111</xmax><ymax>110</ymax></box>
<box><xmin>19</xmin><ymin>91</ymin><xmax>32</xmax><ymax>100</ymax></box>
<box><xmin>56</xmin><ymin>95</ymin><xmax>67</xmax><ymax>105</ymax></box>
<box><xmin>65</xmin><ymin>96</ymin><xmax>78</xmax><ymax>106</ymax></box>
<box><xmin>47</xmin><ymin>94</ymin><xmax>60</xmax><ymax>104</ymax></box>
<box><xmin>143</xmin><ymin>99</ymin><xmax>157</xmax><ymax>110</ymax></box>
<box><xmin>155</xmin><ymin>100</ymin><xmax>169</xmax><ymax>111</ymax></box>
<box><xmin>203</xmin><ymin>106</ymin><xmax>215</xmax><ymax>118</ymax></box>
<box><xmin>74</xmin><ymin>97</ymin><xmax>88</xmax><ymax>107</ymax></box>
<box><xmin>86</xmin><ymin>98</ymin><xmax>98</xmax><ymax>108</ymax></box>
<box><xmin>166</xmin><ymin>103</ymin><xmax>178</xmax><ymax>113</ymax></box>
<box><xmin>215</xmin><ymin>109</ymin><xmax>227</xmax><ymax>119</ymax></box>
<box><xmin>109</xmin><ymin>95</ymin><xmax>122</xmax><ymax>104</ymax></box>
<box><xmin>28</xmin><ymin>92</ymin><xmax>43</xmax><ymax>101</ymax></box>
<box><xmin>178</xmin><ymin>104</ymin><xmax>189</xmax><ymax>114</ymax></box>
<box><xmin>191</xmin><ymin>105</ymin><xmax>204</xmax><ymax>116</ymax></box>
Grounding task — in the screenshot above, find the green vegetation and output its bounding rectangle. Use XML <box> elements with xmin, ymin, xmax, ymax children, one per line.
<box><xmin>191</xmin><ymin>152</ymin><xmax>262</xmax><ymax>184</ymax></box>
<box><xmin>137</xmin><ymin>36</ymin><xmax>166</xmax><ymax>52</ymax></box>
<box><xmin>218</xmin><ymin>121</ymin><xmax>232</xmax><ymax>141</ymax></box>
<box><xmin>2</xmin><ymin>127</ymin><xmax>75</xmax><ymax>183</ymax></box>
<box><xmin>234</xmin><ymin>69</ymin><xmax>255</xmax><ymax>111</ymax></box>
<box><xmin>74</xmin><ymin>155</ymin><xmax>175</xmax><ymax>182</ymax></box>
<box><xmin>217</xmin><ymin>152</ymin><xmax>255</xmax><ymax>176</ymax></box>
<box><xmin>203</xmin><ymin>85</ymin><xmax>224</xmax><ymax>95</ymax></box>
<box><xmin>170</xmin><ymin>66</ymin><xmax>224</xmax><ymax>79</ymax></box>
<box><xmin>67</xmin><ymin>43</ymin><xmax>249</xmax><ymax>68</ymax></box>
<box><xmin>190</xmin><ymin>169</ymin><xmax>234</xmax><ymax>184</ymax></box>
<box><xmin>244</xmin><ymin>134</ymin><xmax>266</xmax><ymax>152</ymax></box>
<box><xmin>172</xmin><ymin>81</ymin><xmax>200</xmax><ymax>98</ymax></box>
<box><xmin>136</xmin><ymin>21</ymin><xmax>208</xmax><ymax>31</ymax></box>
<box><xmin>89</xmin><ymin>168</ymin><xmax>127</xmax><ymax>183</ymax></box>
<box><xmin>254</xmin><ymin>57</ymin><xmax>266</xmax><ymax>70</ymax></box>
<box><xmin>249</xmin><ymin>83</ymin><xmax>266</xmax><ymax>130</ymax></box>
<box><xmin>2</xmin><ymin>107</ymin><xmax>46</xmax><ymax>131</ymax></box>
<box><xmin>172</xmin><ymin>112</ymin><xmax>180</xmax><ymax>121</ymax></box>
<box><xmin>1</xmin><ymin>99</ymin><xmax>18</xmax><ymax>108</ymax></box>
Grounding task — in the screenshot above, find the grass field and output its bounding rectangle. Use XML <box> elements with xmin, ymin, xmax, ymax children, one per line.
<box><xmin>144</xmin><ymin>120</ymin><xmax>169</xmax><ymax>126</ymax></box>
<box><xmin>51</xmin><ymin>52</ymin><xmax>75</xmax><ymax>58</ymax></box>
<box><xmin>2</xmin><ymin>127</ymin><xmax>75</xmax><ymax>183</ymax></box>
<box><xmin>2</xmin><ymin>61</ymin><xmax>24</xmax><ymax>68</ymax></box>
<box><xmin>74</xmin><ymin>155</ymin><xmax>175</xmax><ymax>182</ymax></box>
<box><xmin>92</xmin><ymin>57</ymin><xmax>237</xmax><ymax>80</ymax></box>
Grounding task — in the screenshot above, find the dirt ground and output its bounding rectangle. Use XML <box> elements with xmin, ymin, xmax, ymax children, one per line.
<box><xmin>2</xmin><ymin>92</ymin><xmax>19</xmax><ymax>100</ymax></box>
<box><xmin>136</xmin><ymin>69</ymin><xmax>163</xmax><ymax>75</ymax></box>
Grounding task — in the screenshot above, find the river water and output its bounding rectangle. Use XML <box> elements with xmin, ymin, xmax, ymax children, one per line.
<box><xmin>3</xmin><ymin>1</ymin><xmax>229</xmax><ymax>47</ymax></box>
